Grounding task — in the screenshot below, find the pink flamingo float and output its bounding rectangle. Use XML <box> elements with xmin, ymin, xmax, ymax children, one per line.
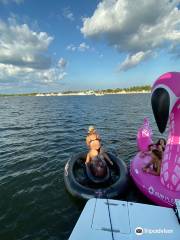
<box><xmin>130</xmin><ymin>72</ymin><xmax>180</xmax><ymax>207</ymax></box>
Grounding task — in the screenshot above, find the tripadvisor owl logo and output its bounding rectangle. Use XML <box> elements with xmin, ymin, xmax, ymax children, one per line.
<box><xmin>135</xmin><ymin>227</ymin><xmax>144</xmax><ymax>235</ymax></box>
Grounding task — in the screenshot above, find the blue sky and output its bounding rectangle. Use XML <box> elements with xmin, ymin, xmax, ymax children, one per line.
<box><xmin>0</xmin><ymin>0</ymin><xmax>180</xmax><ymax>93</ymax></box>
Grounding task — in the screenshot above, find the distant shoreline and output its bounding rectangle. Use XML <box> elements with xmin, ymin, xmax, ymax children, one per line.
<box><xmin>0</xmin><ymin>90</ymin><xmax>151</xmax><ymax>97</ymax></box>
<box><xmin>35</xmin><ymin>90</ymin><xmax>150</xmax><ymax>97</ymax></box>
<box><xmin>0</xmin><ymin>85</ymin><xmax>151</xmax><ymax>97</ymax></box>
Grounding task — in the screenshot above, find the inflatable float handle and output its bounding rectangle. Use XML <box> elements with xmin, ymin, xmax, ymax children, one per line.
<box><xmin>137</xmin><ymin>118</ymin><xmax>153</xmax><ymax>151</ymax></box>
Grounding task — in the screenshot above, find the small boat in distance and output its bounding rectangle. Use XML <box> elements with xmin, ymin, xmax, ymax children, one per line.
<box><xmin>95</xmin><ymin>93</ymin><xmax>104</xmax><ymax>96</ymax></box>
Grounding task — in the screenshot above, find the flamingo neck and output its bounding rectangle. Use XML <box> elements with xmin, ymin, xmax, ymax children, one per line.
<box><xmin>160</xmin><ymin>99</ymin><xmax>180</xmax><ymax>191</ymax></box>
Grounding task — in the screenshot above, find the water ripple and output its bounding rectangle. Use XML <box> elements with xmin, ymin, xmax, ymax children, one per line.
<box><xmin>0</xmin><ymin>94</ymin><xmax>166</xmax><ymax>240</ymax></box>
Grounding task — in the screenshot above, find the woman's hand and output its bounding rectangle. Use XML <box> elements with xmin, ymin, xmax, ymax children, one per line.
<box><xmin>109</xmin><ymin>160</ymin><xmax>113</xmax><ymax>166</ymax></box>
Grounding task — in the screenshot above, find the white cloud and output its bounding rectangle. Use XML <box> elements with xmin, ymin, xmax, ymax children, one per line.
<box><xmin>58</xmin><ymin>58</ymin><xmax>67</xmax><ymax>68</ymax></box>
<box><xmin>66</xmin><ymin>44</ymin><xmax>76</xmax><ymax>51</ymax></box>
<box><xmin>35</xmin><ymin>68</ymin><xmax>67</xmax><ymax>84</ymax></box>
<box><xmin>0</xmin><ymin>19</ymin><xmax>53</xmax><ymax>69</ymax></box>
<box><xmin>81</xmin><ymin>0</ymin><xmax>180</xmax><ymax>70</ymax></box>
<box><xmin>119</xmin><ymin>51</ymin><xmax>153</xmax><ymax>71</ymax></box>
<box><xmin>66</xmin><ymin>42</ymin><xmax>90</xmax><ymax>52</ymax></box>
<box><xmin>58</xmin><ymin>71</ymin><xmax>67</xmax><ymax>80</ymax></box>
<box><xmin>78</xmin><ymin>42</ymin><xmax>90</xmax><ymax>51</ymax></box>
<box><xmin>0</xmin><ymin>63</ymin><xmax>67</xmax><ymax>86</ymax></box>
<box><xmin>63</xmin><ymin>8</ymin><xmax>74</xmax><ymax>21</ymax></box>
<box><xmin>0</xmin><ymin>19</ymin><xmax>67</xmax><ymax>88</ymax></box>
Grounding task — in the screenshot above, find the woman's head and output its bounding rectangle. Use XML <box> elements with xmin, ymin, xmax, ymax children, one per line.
<box><xmin>88</xmin><ymin>125</ymin><xmax>96</xmax><ymax>134</ymax></box>
<box><xmin>151</xmin><ymin>149</ymin><xmax>162</xmax><ymax>160</ymax></box>
<box><xmin>156</xmin><ymin>138</ymin><xmax>166</xmax><ymax>147</ymax></box>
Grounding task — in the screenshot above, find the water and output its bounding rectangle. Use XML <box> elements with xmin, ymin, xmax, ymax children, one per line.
<box><xmin>0</xmin><ymin>94</ymin><xmax>163</xmax><ymax>240</ymax></box>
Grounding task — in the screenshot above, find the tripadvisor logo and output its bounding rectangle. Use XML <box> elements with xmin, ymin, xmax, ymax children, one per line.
<box><xmin>135</xmin><ymin>227</ymin><xmax>173</xmax><ymax>235</ymax></box>
<box><xmin>135</xmin><ymin>227</ymin><xmax>144</xmax><ymax>235</ymax></box>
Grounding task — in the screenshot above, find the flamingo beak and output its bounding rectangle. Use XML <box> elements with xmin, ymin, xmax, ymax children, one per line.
<box><xmin>151</xmin><ymin>87</ymin><xmax>170</xmax><ymax>133</ymax></box>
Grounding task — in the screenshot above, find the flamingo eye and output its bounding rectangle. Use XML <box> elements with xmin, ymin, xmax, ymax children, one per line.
<box><xmin>151</xmin><ymin>88</ymin><xmax>170</xmax><ymax>133</ymax></box>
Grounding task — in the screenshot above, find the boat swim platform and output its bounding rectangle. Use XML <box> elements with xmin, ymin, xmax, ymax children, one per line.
<box><xmin>69</xmin><ymin>198</ymin><xmax>180</xmax><ymax>240</ymax></box>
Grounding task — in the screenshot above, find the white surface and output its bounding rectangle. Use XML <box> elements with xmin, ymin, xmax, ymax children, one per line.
<box><xmin>92</xmin><ymin>200</ymin><xmax>130</xmax><ymax>234</ymax></box>
<box><xmin>175</xmin><ymin>199</ymin><xmax>180</xmax><ymax>221</ymax></box>
<box><xmin>69</xmin><ymin>198</ymin><xmax>180</xmax><ymax>240</ymax></box>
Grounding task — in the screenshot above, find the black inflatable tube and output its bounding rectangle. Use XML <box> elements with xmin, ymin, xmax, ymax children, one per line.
<box><xmin>64</xmin><ymin>152</ymin><xmax>128</xmax><ymax>200</ymax></box>
<box><xmin>85</xmin><ymin>162</ymin><xmax>110</xmax><ymax>184</ymax></box>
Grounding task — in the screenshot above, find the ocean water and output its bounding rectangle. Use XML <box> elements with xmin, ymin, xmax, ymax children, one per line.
<box><xmin>0</xmin><ymin>94</ymin><xmax>164</xmax><ymax>240</ymax></box>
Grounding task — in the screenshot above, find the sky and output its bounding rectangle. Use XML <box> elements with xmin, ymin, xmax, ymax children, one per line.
<box><xmin>0</xmin><ymin>0</ymin><xmax>180</xmax><ymax>93</ymax></box>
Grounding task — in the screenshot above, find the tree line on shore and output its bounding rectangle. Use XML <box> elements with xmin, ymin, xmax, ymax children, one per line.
<box><xmin>63</xmin><ymin>85</ymin><xmax>151</xmax><ymax>94</ymax></box>
<box><xmin>0</xmin><ymin>85</ymin><xmax>151</xmax><ymax>96</ymax></box>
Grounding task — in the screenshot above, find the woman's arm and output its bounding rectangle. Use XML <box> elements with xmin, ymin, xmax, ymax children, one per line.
<box><xmin>96</xmin><ymin>133</ymin><xmax>101</xmax><ymax>141</ymax></box>
<box><xmin>86</xmin><ymin>136</ymin><xmax>90</xmax><ymax>147</ymax></box>
<box><xmin>85</xmin><ymin>153</ymin><xmax>90</xmax><ymax>164</ymax></box>
<box><xmin>144</xmin><ymin>151</ymin><xmax>151</xmax><ymax>156</ymax></box>
<box><xmin>143</xmin><ymin>159</ymin><xmax>153</xmax><ymax>170</ymax></box>
<box><xmin>102</xmin><ymin>152</ymin><xmax>113</xmax><ymax>165</ymax></box>
<box><xmin>156</xmin><ymin>162</ymin><xmax>161</xmax><ymax>176</ymax></box>
<box><xmin>145</xmin><ymin>168</ymin><xmax>160</xmax><ymax>176</ymax></box>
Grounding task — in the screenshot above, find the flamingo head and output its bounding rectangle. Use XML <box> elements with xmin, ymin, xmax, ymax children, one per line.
<box><xmin>151</xmin><ymin>72</ymin><xmax>180</xmax><ymax>133</ymax></box>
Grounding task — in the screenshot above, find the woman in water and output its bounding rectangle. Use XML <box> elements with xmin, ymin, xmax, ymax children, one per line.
<box><xmin>156</xmin><ymin>138</ymin><xmax>166</xmax><ymax>152</ymax></box>
<box><xmin>86</xmin><ymin>126</ymin><xmax>113</xmax><ymax>166</ymax></box>
<box><xmin>142</xmin><ymin>149</ymin><xmax>162</xmax><ymax>176</ymax></box>
<box><xmin>140</xmin><ymin>143</ymin><xmax>156</xmax><ymax>158</ymax></box>
<box><xmin>86</xmin><ymin>126</ymin><xmax>101</xmax><ymax>150</ymax></box>
<box><xmin>85</xmin><ymin>149</ymin><xmax>108</xmax><ymax>177</ymax></box>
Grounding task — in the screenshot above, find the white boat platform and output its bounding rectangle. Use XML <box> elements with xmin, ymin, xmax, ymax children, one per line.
<box><xmin>69</xmin><ymin>198</ymin><xmax>180</xmax><ymax>240</ymax></box>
